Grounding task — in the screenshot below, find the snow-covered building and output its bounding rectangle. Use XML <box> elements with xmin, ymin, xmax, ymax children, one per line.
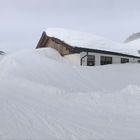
<box><xmin>36</xmin><ymin>28</ymin><xmax>140</xmax><ymax>66</ymax></box>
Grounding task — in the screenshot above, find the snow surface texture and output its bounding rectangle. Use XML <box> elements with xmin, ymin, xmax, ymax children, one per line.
<box><xmin>64</xmin><ymin>54</ymin><xmax>80</xmax><ymax>65</ymax></box>
<box><xmin>46</xmin><ymin>28</ymin><xmax>140</xmax><ymax>56</ymax></box>
<box><xmin>0</xmin><ymin>48</ymin><xmax>140</xmax><ymax>139</ymax></box>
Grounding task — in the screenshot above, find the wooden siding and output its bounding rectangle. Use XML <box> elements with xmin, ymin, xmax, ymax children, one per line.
<box><xmin>46</xmin><ymin>38</ymin><xmax>71</xmax><ymax>56</ymax></box>
<box><xmin>36</xmin><ymin>32</ymin><xmax>72</xmax><ymax>56</ymax></box>
<box><xmin>36</xmin><ymin>32</ymin><xmax>48</xmax><ymax>48</ymax></box>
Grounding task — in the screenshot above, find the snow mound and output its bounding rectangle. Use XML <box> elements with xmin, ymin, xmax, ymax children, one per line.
<box><xmin>0</xmin><ymin>48</ymin><xmax>68</xmax><ymax>83</ymax></box>
<box><xmin>64</xmin><ymin>53</ymin><xmax>80</xmax><ymax>65</ymax></box>
<box><xmin>0</xmin><ymin>48</ymin><xmax>140</xmax><ymax>92</ymax></box>
<box><xmin>46</xmin><ymin>28</ymin><xmax>140</xmax><ymax>56</ymax></box>
<box><xmin>0</xmin><ymin>48</ymin><xmax>140</xmax><ymax>139</ymax></box>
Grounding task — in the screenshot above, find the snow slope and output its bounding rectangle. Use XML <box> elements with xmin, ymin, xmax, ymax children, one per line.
<box><xmin>64</xmin><ymin>53</ymin><xmax>80</xmax><ymax>65</ymax></box>
<box><xmin>0</xmin><ymin>48</ymin><xmax>140</xmax><ymax>139</ymax></box>
<box><xmin>46</xmin><ymin>28</ymin><xmax>140</xmax><ymax>56</ymax></box>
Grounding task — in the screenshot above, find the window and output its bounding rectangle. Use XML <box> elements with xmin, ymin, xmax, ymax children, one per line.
<box><xmin>137</xmin><ymin>60</ymin><xmax>140</xmax><ymax>63</ymax></box>
<box><xmin>121</xmin><ymin>58</ymin><xmax>129</xmax><ymax>63</ymax></box>
<box><xmin>87</xmin><ymin>55</ymin><xmax>95</xmax><ymax>66</ymax></box>
<box><xmin>100</xmin><ymin>56</ymin><xmax>112</xmax><ymax>65</ymax></box>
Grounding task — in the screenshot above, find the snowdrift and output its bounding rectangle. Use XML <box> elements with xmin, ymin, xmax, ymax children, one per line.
<box><xmin>1</xmin><ymin>48</ymin><xmax>140</xmax><ymax>92</ymax></box>
<box><xmin>0</xmin><ymin>48</ymin><xmax>140</xmax><ymax>139</ymax></box>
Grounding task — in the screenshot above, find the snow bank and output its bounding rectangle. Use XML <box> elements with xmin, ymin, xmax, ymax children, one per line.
<box><xmin>1</xmin><ymin>48</ymin><xmax>140</xmax><ymax>92</ymax></box>
<box><xmin>46</xmin><ymin>28</ymin><xmax>140</xmax><ymax>56</ymax></box>
<box><xmin>64</xmin><ymin>53</ymin><xmax>80</xmax><ymax>65</ymax></box>
<box><xmin>0</xmin><ymin>48</ymin><xmax>140</xmax><ymax>139</ymax></box>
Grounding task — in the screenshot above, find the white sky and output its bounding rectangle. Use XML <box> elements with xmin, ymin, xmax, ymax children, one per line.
<box><xmin>0</xmin><ymin>0</ymin><xmax>140</xmax><ymax>52</ymax></box>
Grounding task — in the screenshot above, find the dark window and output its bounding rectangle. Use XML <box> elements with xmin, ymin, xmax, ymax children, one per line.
<box><xmin>137</xmin><ymin>60</ymin><xmax>140</xmax><ymax>63</ymax></box>
<box><xmin>87</xmin><ymin>55</ymin><xmax>95</xmax><ymax>66</ymax></box>
<box><xmin>100</xmin><ymin>56</ymin><xmax>112</xmax><ymax>65</ymax></box>
<box><xmin>121</xmin><ymin>58</ymin><xmax>129</xmax><ymax>63</ymax></box>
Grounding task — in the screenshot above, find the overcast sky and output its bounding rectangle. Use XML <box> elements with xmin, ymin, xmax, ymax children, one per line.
<box><xmin>0</xmin><ymin>0</ymin><xmax>140</xmax><ymax>52</ymax></box>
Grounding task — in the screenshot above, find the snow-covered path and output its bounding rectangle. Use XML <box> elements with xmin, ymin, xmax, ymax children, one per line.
<box><xmin>0</xmin><ymin>48</ymin><xmax>140</xmax><ymax>139</ymax></box>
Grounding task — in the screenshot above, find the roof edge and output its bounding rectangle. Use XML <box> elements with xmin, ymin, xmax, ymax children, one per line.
<box><xmin>36</xmin><ymin>32</ymin><xmax>47</xmax><ymax>48</ymax></box>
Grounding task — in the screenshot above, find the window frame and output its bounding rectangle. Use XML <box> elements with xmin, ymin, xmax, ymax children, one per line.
<box><xmin>121</xmin><ymin>58</ymin><xmax>129</xmax><ymax>63</ymax></box>
<box><xmin>100</xmin><ymin>56</ymin><xmax>112</xmax><ymax>65</ymax></box>
<box><xmin>137</xmin><ymin>60</ymin><xmax>140</xmax><ymax>63</ymax></box>
<box><xmin>87</xmin><ymin>55</ymin><xmax>95</xmax><ymax>66</ymax></box>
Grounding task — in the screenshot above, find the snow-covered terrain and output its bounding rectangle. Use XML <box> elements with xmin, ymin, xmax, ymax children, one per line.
<box><xmin>0</xmin><ymin>48</ymin><xmax>140</xmax><ymax>139</ymax></box>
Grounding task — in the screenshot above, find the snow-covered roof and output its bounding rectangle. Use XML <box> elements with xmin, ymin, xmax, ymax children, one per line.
<box><xmin>46</xmin><ymin>28</ymin><xmax>140</xmax><ymax>57</ymax></box>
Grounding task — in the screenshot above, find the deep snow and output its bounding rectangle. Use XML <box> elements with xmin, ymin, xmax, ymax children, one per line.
<box><xmin>0</xmin><ymin>48</ymin><xmax>140</xmax><ymax>139</ymax></box>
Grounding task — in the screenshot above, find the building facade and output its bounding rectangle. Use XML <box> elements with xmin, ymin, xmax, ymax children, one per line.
<box><xmin>80</xmin><ymin>51</ymin><xmax>140</xmax><ymax>66</ymax></box>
